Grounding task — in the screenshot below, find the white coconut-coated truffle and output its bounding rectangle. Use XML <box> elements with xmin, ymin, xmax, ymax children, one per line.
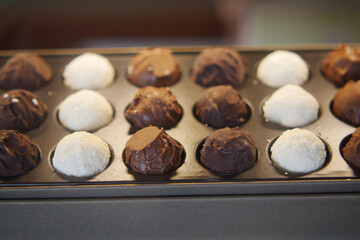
<box><xmin>58</xmin><ymin>89</ymin><xmax>113</xmax><ymax>131</ymax></box>
<box><xmin>63</xmin><ymin>53</ymin><xmax>115</xmax><ymax>90</ymax></box>
<box><xmin>271</xmin><ymin>128</ymin><xmax>326</xmax><ymax>174</ymax></box>
<box><xmin>52</xmin><ymin>131</ymin><xmax>110</xmax><ymax>177</ymax></box>
<box><xmin>263</xmin><ymin>84</ymin><xmax>319</xmax><ymax>127</ymax></box>
<box><xmin>257</xmin><ymin>50</ymin><xmax>309</xmax><ymax>88</ymax></box>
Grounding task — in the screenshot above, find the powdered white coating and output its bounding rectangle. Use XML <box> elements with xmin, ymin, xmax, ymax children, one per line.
<box><xmin>63</xmin><ymin>53</ymin><xmax>115</xmax><ymax>90</ymax></box>
<box><xmin>271</xmin><ymin>128</ymin><xmax>326</xmax><ymax>173</ymax></box>
<box><xmin>58</xmin><ymin>89</ymin><xmax>113</xmax><ymax>131</ymax></box>
<box><xmin>257</xmin><ymin>50</ymin><xmax>309</xmax><ymax>88</ymax></box>
<box><xmin>52</xmin><ymin>131</ymin><xmax>110</xmax><ymax>177</ymax></box>
<box><xmin>263</xmin><ymin>84</ymin><xmax>319</xmax><ymax>127</ymax></box>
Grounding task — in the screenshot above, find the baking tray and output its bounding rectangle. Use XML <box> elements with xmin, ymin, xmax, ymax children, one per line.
<box><xmin>0</xmin><ymin>45</ymin><xmax>360</xmax><ymax>198</ymax></box>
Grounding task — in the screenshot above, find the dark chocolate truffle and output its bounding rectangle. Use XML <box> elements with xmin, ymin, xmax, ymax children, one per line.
<box><xmin>0</xmin><ymin>130</ymin><xmax>40</xmax><ymax>178</ymax></box>
<box><xmin>195</xmin><ymin>85</ymin><xmax>249</xmax><ymax>128</ymax></box>
<box><xmin>342</xmin><ymin>127</ymin><xmax>360</xmax><ymax>168</ymax></box>
<box><xmin>321</xmin><ymin>44</ymin><xmax>360</xmax><ymax>87</ymax></box>
<box><xmin>0</xmin><ymin>89</ymin><xmax>47</xmax><ymax>132</ymax></box>
<box><xmin>200</xmin><ymin>127</ymin><xmax>256</xmax><ymax>175</ymax></box>
<box><xmin>125</xmin><ymin>86</ymin><xmax>182</xmax><ymax>129</ymax></box>
<box><xmin>332</xmin><ymin>81</ymin><xmax>360</xmax><ymax>126</ymax></box>
<box><xmin>191</xmin><ymin>47</ymin><xmax>247</xmax><ymax>87</ymax></box>
<box><xmin>127</xmin><ymin>47</ymin><xmax>180</xmax><ymax>87</ymax></box>
<box><xmin>124</xmin><ymin>126</ymin><xmax>184</xmax><ymax>175</ymax></box>
<box><xmin>0</xmin><ymin>54</ymin><xmax>53</xmax><ymax>90</ymax></box>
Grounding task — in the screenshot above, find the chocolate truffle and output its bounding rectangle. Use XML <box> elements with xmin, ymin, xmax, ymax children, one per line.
<box><xmin>125</xmin><ymin>86</ymin><xmax>182</xmax><ymax>129</ymax></box>
<box><xmin>195</xmin><ymin>85</ymin><xmax>249</xmax><ymax>128</ymax></box>
<box><xmin>332</xmin><ymin>81</ymin><xmax>360</xmax><ymax>126</ymax></box>
<box><xmin>127</xmin><ymin>47</ymin><xmax>180</xmax><ymax>87</ymax></box>
<box><xmin>52</xmin><ymin>131</ymin><xmax>111</xmax><ymax>177</ymax></box>
<box><xmin>200</xmin><ymin>127</ymin><xmax>257</xmax><ymax>175</ymax></box>
<box><xmin>321</xmin><ymin>44</ymin><xmax>360</xmax><ymax>87</ymax></box>
<box><xmin>191</xmin><ymin>47</ymin><xmax>247</xmax><ymax>87</ymax></box>
<box><xmin>0</xmin><ymin>54</ymin><xmax>52</xmax><ymax>90</ymax></box>
<box><xmin>0</xmin><ymin>130</ymin><xmax>40</xmax><ymax>178</ymax></box>
<box><xmin>0</xmin><ymin>89</ymin><xmax>47</xmax><ymax>132</ymax></box>
<box><xmin>124</xmin><ymin>126</ymin><xmax>184</xmax><ymax>175</ymax></box>
<box><xmin>342</xmin><ymin>127</ymin><xmax>360</xmax><ymax>168</ymax></box>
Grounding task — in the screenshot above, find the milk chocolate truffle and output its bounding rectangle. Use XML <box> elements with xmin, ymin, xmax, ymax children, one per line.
<box><xmin>0</xmin><ymin>130</ymin><xmax>40</xmax><ymax>178</ymax></box>
<box><xmin>0</xmin><ymin>89</ymin><xmax>47</xmax><ymax>132</ymax></box>
<box><xmin>124</xmin><ymin>126</ymin><xmax>184</xmax><ymax>175</ymax></box>
<box><xmin>200</xmin><ymin>127</ymin><xmax>257</xmax><ymax>175</ymax></box>
<box><xmin>321</xmin><ymin>44</ymin><xmax>360</xmax><ymax>87</ymax></box>
<box><xmin>332</xmin><ymin>81</ymin><xmax>360</xmax><ymax>126</ymax></box>
<box><xmin>125</xmin><ymin>87</ymin><xmax>182</xmax><ymax>129</ymax></box>
<box><xmin>191</xmin><ymin>47</ymin><xmax>247</xmax><ymax>87</ymax></box>
<box><xmin>342</xmin><ymin>127</ymin><xmax>360</xmax><ymax>168</ymax></box>
<box><xmin>127</xmin><ymin>47</ymin><xmax>180</xmax><ymax>87</ymax></box>
<box><xmin>195</xmin><ymin>85</ymin><xmax>249</xmax><ymax>128</ymax></box>
<box><xmin>0</xmin><ymin>54</ymin><xmax>52</xmax><ymax>90</ymax></box>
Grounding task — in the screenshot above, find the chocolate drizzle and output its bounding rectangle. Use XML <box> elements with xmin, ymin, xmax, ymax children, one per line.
<box><xmin>192</xmin><ymin>47</ymin><xmax>247</xmax><ymax>87</ymax></box>
<box><xmin>0</xmin><ymin>89</ymin><xmax>47</xmax><ymax>132</ymax></box>
<box><xmin>124</xmin><ymin>126</ymin><xmax>184</xmax><ymax>175</ymax></box>
<box><xmin>125</xmin><ymin>86</ymin><xmax>182</xmax><ymax>129</ymax></box>
<box><xmin>0</xmin><ymin>130</ymin><xmax>40</xmax><ymax>178</ymax></box>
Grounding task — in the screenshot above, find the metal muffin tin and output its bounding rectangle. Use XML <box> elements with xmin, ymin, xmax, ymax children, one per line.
<box><xmin>0</xmin><ymin>45</ymin><xmax>360</xmax><ymax>198</ymax></box>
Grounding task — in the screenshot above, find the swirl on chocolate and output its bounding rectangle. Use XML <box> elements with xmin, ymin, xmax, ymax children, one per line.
<box><xmin>332</xmin><ymin>81</ymin><xmax>360</xmax><ymax>126</ymax></box>
<box><xmin>191</xmin><ymin>47</ymin><xmax>247</xmax><ymax>87</ymax></box>
<box><xmin>124</xmin><ymin>126</ymin><xmax>184</xmax><ymax>175</ymax></box>
<box><xmin>200</xmin><ymin>127</ymin><xmax>257</xmax><ymax>175</ymax></box>
<box><xmin>125</xmin><ymin>86</ymin><xmax>182</xmax><ymax>129</ymax></box>
<box><xmin>195</xmin><ymin>85</ymin><xmax>249</xmax><ymax>128</ymax></box>
<box><xmin>342</xmin><ymin>127</ymin><xmax>360</xmax><ymax>168</ymax></box>
<box><xmin>127</xmin><ymin>47</ymin><xmax>180</xmax><ymax>87</ymax></box>
<box><xmin>0</xmin><ymin>54</ymin><xmax>53</xmax><ymax>90</ymax></box>
<box><xmin>0</xmin><ymin>130</ymin><xmax>40</xmax><ymax>178</ymax></box>
<box><xmin>321</xmin><ymin>44</ymin><xmax>360</xmax><ymax>87</ymax></box>
<box><xmin>0</xmin><ymin>89</ymin><xmax>47</xmax><ymax>132</ymax></box>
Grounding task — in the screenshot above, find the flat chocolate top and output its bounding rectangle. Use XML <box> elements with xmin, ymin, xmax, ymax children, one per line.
<box><xmin>195</xmin><ymin>85</ymin><xmax>249</xmax><ymax>128</ymax></box>
<box><xmin>0</xmin><ymin>54</ymin><xmax>52</xmax><ymax>90</ymax></box>
<box><xmin>0</xmin><ymin>129</ymin><xmax>40</xmax><ymax>178</ymax></box>
<box><xmin>127</xmin><ymin>47</ymin><xmax>180</xmax><ymax>87</ymax></box>
<box><xmin>125</xmin><ymin>86</ymin><xmax>182</xmax><ymax>129</ymax></box>
<box><xmin>342</xmin><ymin>127</ymin><xmax>360</xmax><ymax>168</ymax></box>
<box><xmin>0</xmin><ymin>89</ymin><xmax>47</xmax><ymax>132</ymax></box>
<box><xmin>333</xmin><ymin>80</ymin><xmax>360</xmax><ymax>126</ymax></box>
<box><xmin>191</xmin><ymin>47</ymin><xmax>247</xmax><ymax>87</ymax></box>
<box><xmin>200</xmin><ymin>127</ymin><xmax>257</xmax><ymax>175</ymax></box>
<box><xmin>321</xmin><ymin>44</ymin><xmax>360</xmax><ymax>87</ymax></box>
<box><xmin>124</xmin><ymin>126</ymin><xmax>183</xmax><ymax>175</ymax></box>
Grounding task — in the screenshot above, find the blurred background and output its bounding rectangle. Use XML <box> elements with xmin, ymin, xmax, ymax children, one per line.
<box><xmin>1</xmin><ymin>0</ymin><xmax>360</xmax><ymax>50</ymax></box>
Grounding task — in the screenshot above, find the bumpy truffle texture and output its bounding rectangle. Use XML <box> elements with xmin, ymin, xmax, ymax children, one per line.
<box><xmin>321</xmin><ymin>44</ymin><xmax>360</xmax><ymax>87</ymax></box>
<box><xmin>127</xmin><ymin>47</ymin><xmax>180</xmax><ymax>87</ymax></box>
<box><xmin>263</xmin><ymin>84</ymin><xmax>319</xmax><ymax>128</ymax></box>
<box><xmin>63</xmin><ymin>53</ymin><xmax>115</xmax><ymax>90</ymax></box>
<box><xmin>0</xmin><ymin>89</ymin><xmax>47</xmax><ymax>132</ymax></box>
<box><xmin>191</xmin><ymin>47</ymin><xmax>247</xmax><ymax>87</ymax></box>
<box><xmin>52</xmin><ymin>131</ymin><xmax>110</xmax><ymax>177</ymax></box>
<box><xmin>58</xmin><ymin>89</ymin><xmax>113</xmax><ymax>131</ymax></box>
<box><xmin>0</xmin><ymin>54</ymin><xmax>52</xmax><ymax>90</ymax></box>
<box><xmin>125</xmin><ymin>86</ymin><xmax>182</xmax><ymax>129</ymax></box>
<box><xmin>332</xmin><ymin>81</ymin><xmax>360</xmax><ymax>126</ymax></box>
<box><xmin>195</xmin><ymin>85</ymin><xmax>249</xmax><ymax>128</ymax></box>
<box><xmin>342</xmin><ymin>127</ymin><xmax>360</xmax><ymax>168</ymax></box>
<box><xmin>124</xmin><ymin>126</ymin><xmax>184</xmax><ymax>175</ymax></box>
<box><xmin>200</xmin><ymin>127</ymin><xmax>257</xmax><ymax>175</ymax></box>
<box><xmin>257</xmin><ymin>50</ymin><xmax>309</xmax><ymax>88</ymax></box>
<box><xmin>271</xmin><ymin>129</ymin><xmax>326</xmax><ymax>174</ymax></box>
<box><xmin>0</xmin><ymin>130</ymin><xmax>40</xmax><ymax>178</ymax></box>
